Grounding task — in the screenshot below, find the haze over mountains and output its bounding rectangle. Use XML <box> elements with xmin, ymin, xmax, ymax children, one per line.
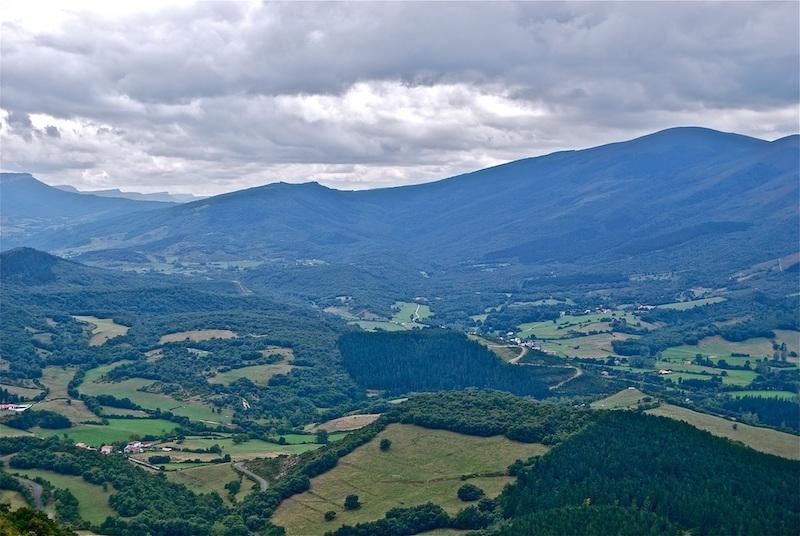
<box><xmin>4</xmin><ymin>128</ymin><xmax>796</xmax><ymax>282</ymax></box>
<box><xmin>53</xmin><ymin>184</ymin><xmax>204</xmax><ymax>204</ymax></box>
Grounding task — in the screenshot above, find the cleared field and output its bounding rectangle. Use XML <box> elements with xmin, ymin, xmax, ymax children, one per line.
<box><xmin>467</xmin><ymin>335</ymin><xmax>521</xmax><ymax>362</ymax></box>
<box><xmin>36</xmin><ymin>366</ymin><xmax>96</xmax><ymax>423</ymax></box>
<box><xmin>349</xmin><ymin>320</ymin><xmax>407</xmax><ymax>332</ymax></box>
<box><xmin>156</xmin><ymin>436</ymin><xmax>323</xmax><ymax>459</ymax></box>
<box><xmin>0</xmin><ymin>383</ymin><xmax>43</xmax><ymax>399</ymax></box>
<box><xmin>313</xmin><ymin>414</ymin><xmax>381</xmax><ymax>433</ymax></box>
<box><xmin>272</xmin><ymin>423</ymin><xmax>549</xmax><ymax>536</ymax></box>
<box><xmin>166</xmin><ymin>463</ymin><xmax>246</xmax><ymax>504</ymax></box>
<box><xmin>12</xmin><ymin>468</ymin><xmax>115</xmax><ymax>524</ymax></box>
<box><xmin>79</xmin><ymin>367</ymin><xmax>231</xmax><ymax>425</ymax></box>
<box><xmin>727</xmin><ymin>390</ymin><xmax>797</xmax><ymax>400</ymax></box>
<box><xmin>208</xmin><ymin>362</ymin><xmax>293</xmax><ymax>387</ymax></box>
<box><xmin>392</xmin><ymin>301</ymin><xmax>432</xmax><ymax>324</ymax></box>
<box><xmin>159</xmin><ymin>329</ymin><xmax>237</xmax><ymax>344</ymax></box>
<box><xmin>0</xmin><ymin>490</ymin><xmax>29</xmax><ymax>510</ymax></box>
<box><xmin>0</xmin><ymin>424</ymin><xmax>32</xmax><ymax>438</ymax></box>
<box><xmin>591</xmin><ymin>388</ymin><xmax>650</xmax><ymax>410</ymax></box>
<box><xmin>34</xmin><ymin>418</ymin><xmax>178</xmax><ymax>445</ymax></box>
<box><xmin>541</xmin><ymin>332</ymin><xmax>635</xmax><ymax>359</ymax></box>
<box><xmin>268</xmin><ymin>433</ymin><xmax>347</xmax><ymax>445</ymax></box>
<box><xmin>657</xmin><ymin>297</ymin><xmax>726</xmax><ymax>310</ymax></box>
<box><xmin>73</xmin><ymin>315</ymin><xmax>129</xmax><ymax>346</ymax></box>
<box><xmin>517</xmin><ymin>311</ymin><xmax>648</xmax><ymax>340</ymax></box>
<box><xmin>645</xmin><ymin>404</ymin><xmax>799</xmax><ymax>460</ymax></box>
<box><xmin>98</xmin><ymin>405</ymin><xmax>149</xmax><ymax>417</ymax></box>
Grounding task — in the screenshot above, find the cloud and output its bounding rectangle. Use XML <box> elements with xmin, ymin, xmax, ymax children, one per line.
<box><xmin>1</xmin><ymin>1</ymin><xmax>798</xmax><ymax>194</ymax></box>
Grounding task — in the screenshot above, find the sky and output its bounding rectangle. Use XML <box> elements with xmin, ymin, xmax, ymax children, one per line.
<box><xmin>1</xmin><ymin>1</ymin><xmax>798</xmax><ymax>195</ymax></box>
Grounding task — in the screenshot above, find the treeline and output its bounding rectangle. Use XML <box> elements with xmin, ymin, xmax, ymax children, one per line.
<box><xmin>393</xmin><ymin>391</ymin><xmax>593</xmax><ymax>445</ymax></box>
<box><xmin>721</xmin><ymin>395</ymin><xmax>800</xmax><ymax>432</ymax></box>
<box><xmin>500</xmin><ymin>411</ymin><xmax>800</xmax><ymax>535</ymax></box>
<box><xmin>339</xmin><ymin>330</ymin><xmax>572</xmax><ymax>398</ymax></box>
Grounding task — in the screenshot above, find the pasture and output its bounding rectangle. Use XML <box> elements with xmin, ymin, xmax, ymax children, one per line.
<box><xmin>0</xmin><ymin>383</ymin><xmax>43</xmax><ymax>400</ymax></box>
<box><xmin>645</xmin><ymin>404</ymin><xmax>799</xmax><ymax>460</ymax></box>
<box><xmin>656</xmin><ymin>297</ymin><xmax>726</xmax><ymax>310</ymax></box>
<box><xmin>35</xmin><ymin>366</ymin><xmax>96</xmax><ymax>423</ymax></box>
<box><xmin>79</xmin><ymin>365</ymin><xmax>231</xmax><ymax>425</ymax></box>
<box><xmin>73</xmin><ymin>315</ymin><xmax>129</xmax><ymax>346</ymax></box>
<box><xmin>34</xmin><ymin>418</ymin><xmax>178</xmax><ymax>445</ymax></box>
<box><xmin>591</xmin><ymin>388</ymin><xmax>650</xmax><ymax>410</ymax></box>
<box><xmin>540</xmin><ymin>332</ymin><xmax>635</xmax><ymax>359</ymax></box>
<box><xmin>11</xmin><ymin>468</ymin><xmax>115</xmax><ymax>524</ymax></box>
<box><xmin>155</xmin><ymin>436</ymin><xmax>325</xmax><ymax>459</ymax></box>
<box><xmin>392</xmin><ymin>301</ymin><xmax>432</xmax><ymax>324</ymax></box>
<box><xmin>159</xmin><ymin>329</ymin><xmax>237</xmax><ymax>344</ymax></box>
<box><xmin>209</xmin><ymin>362</ymin><xmax>293</xmax><ymax>387</ymax></box>
<box><xmin>517</xmin><ymin>310</ymin><xmax>649</xmax><ymax>340</ymax></box>
<box><xmin>312</xmin><ymin>414</ymin><xmax>382</xmax><ymax>432</ymax></box>
<box><xmin>272</xmin><ymin>423</ymin><xmax>548</xmax><ymax>536</ymax></box>
<box><xmin>468</xmin><ymin>334</ymin><xmax>521</xmax><ymax>362</ymax></box>
<box><xmin>349</xmin><ymin>320</ymin><xmax>407</xmax><ymax>332</ymax></box>
<box><xmin>166</xmin><ymin>463</ymin><xmax>247</xmax><ymax>504</ymax></box>
<box><xmin>0</xmin><ymin>423</ymin><xmax>32</xmax><ymax>438</ymax></box>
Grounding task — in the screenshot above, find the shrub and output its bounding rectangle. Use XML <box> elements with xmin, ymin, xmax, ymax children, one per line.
<box><xmin>457</xmin><ymin>483</ymin><xmax>485</xmax><ymax>502</ymax></box>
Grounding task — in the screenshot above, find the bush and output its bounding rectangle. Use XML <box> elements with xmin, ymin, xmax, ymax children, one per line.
<box><xmin>379</xmin><ymin>438</ymin><xmax>391</xmax><ymax>451</ymax></box>
<box><xmin>324</xmin><ymin>511</ymin><xmax>337</xmax><ymax>521</ymax></box>
<box><xmin>344</xmin><ymin>494</ymin><xmax>360</xmax><ymax>510</ymax></box>
<box><xmin>457</xmin><ymin>483</ymin><xmax>485</xmax><ymax>502</ymax></box>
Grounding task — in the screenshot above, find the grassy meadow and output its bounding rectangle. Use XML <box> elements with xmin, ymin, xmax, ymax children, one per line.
<box><xmin>72</xmin><ymin>315</ymin><xmax>129</xmax><ymax>346</ymax></box>
<box><xmin>12</xmin><ymin>468</ymin><xmax>115</xmax><ymax>524</ymax></box>
<box><xmin>272</xmin><ymin>423</ymin><xmax>548</xmax><ymax>536</ymax></box>
<box><xmin>159</xmin><ymin>329</ymin><xmax>237</xmax><ymax>344</ymax></box>
<box><xmin>34</xmin><ymin>418</ymin><xmax>178</xmax><ymax>445</ymax></box>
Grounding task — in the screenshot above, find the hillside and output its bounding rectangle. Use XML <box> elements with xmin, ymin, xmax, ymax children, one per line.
<box><xmin>12</xmin><ymin>128</ymin><xmax>798</xmax><ymax>280</ymax></box>
<box><xmin>0</xmin><ymin>173</ymin><xmax>174</xmax><ymax>249</ymax></box>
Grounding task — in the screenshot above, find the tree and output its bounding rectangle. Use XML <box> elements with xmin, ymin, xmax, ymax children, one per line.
<box><xmin>344</xmin><ymin>494</ymin><xmax>360</xmax><ymax>510</ymax></box>
<box><xmin>457</xmin><ymin>483</ymin><xmax>485</xmax><ymax>501</ymax></box>
<box><xmin>324</xmin><ymin>511</ymin><xmax>336</xmax><ymax>521</ymax></box>
<box><xmin>379</xmin><ymin>438</ymin><xmax>391</xmax><ymax>451</ymax></box>
<box><xmin>225</xmin><ymin>480</ymin><xmax>241</xmax><ymax>497</ymax></box>
<box><xmin>316</xmin><ymin>430</ymin><xmax>329</xmax><ymax>444</ymax></box>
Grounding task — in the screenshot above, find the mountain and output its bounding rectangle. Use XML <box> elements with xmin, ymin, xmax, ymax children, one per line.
<box><xmin>0</xmin><ymin>173</ymin><xmax>175</xmax><ymax>249</ymax></box>
<box><xmin>8</xmin><ymin>128</ymin><xmax>799</xmax><ymax>279</ymax></box>
<box><xmin>53</xmin><ymin>184</ymin><xmax>205</xmax><ymax>203</ymax></box>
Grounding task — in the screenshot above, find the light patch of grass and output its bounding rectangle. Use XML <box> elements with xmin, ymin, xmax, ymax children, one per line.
<box><xmin>540</xmin><ymin>333</ymin><xmax>635</xmax><ymax>359</ymax></box>
<box><xmin>467</xmin><ymin>335</ymin><xmax>521</xmax><ymax>362</ymax></box>
<box><xmin>0</xmin><ymin>490</ymin><xmax>29</xmax><ymax>510</ymax></box>
<box><xmin>657</xmin><ymin>297</ymin><xmax>726</xmax><ymax>310</ymax></box>
<box><xmin>156</xmin><ymin>436</ymin><xmax>323</xmax><ymax>460</ymax></box>
<box><xmin>73</xmin><ymin>316</ymin><xmax>129</xmax><ymax>346</ymax></box>
<box><xmin>312</xmin><ymin>415</ymin><xmax>382</xmax><ymax>433</ymax></box>
<box><xmin>0</xmin><ymin>383</ymin><xmax>43</xmax><ymax>400</ymax></box>
<box><xmin>272</xmin><ymin>423</ymin><xmax>548</xmax><ymax>536</ymax></box>
<box><xmin>392</xmin><ymin>301</ymin><xmax>432</xmax><ymax>324</ymax></box>
<box><xmin>166</xmin><ymin>463</ymin><xmax>247</xmax><ymax>505</ymax></box>
<box><xmin>34</xmin><ymin>418</ymin><xmax>178</xmax><ymax>445</ymax></box>
<box><xmin>645</xmin><ymin>403</ymin><xmax>799</xmax><ymax>460</ymax></box>
<box><xmin>0</xmin><ymin>424</ymin><xmax>32</xmax><ymax>438</ymax></box>
<box><xmin>349</xmin><ymin>321</ymin><xmax>407</xmax><ymax>332</ymax></box>
<box><xmin>517</xmin><ymin>311</ymin><xmax>649</xmax><ymax>340</ymax></box>
<box><xmin>12</xmin><ymin>468</ymin><xmax>115</xmax><ymax>524</ymax></box>
<box><xmin>591</xmin><ymin>388</ymin><xmax>651</xmax><ymax>410</ymax></box>
<box><xmin>159</xmin><ymin>329</ymin><xmax>237</xmax><ymax>345</ymax></box>
<box><xmin>208</xmin><ymin>363</ymin><xmax>293</xmax><ymax>387</ymax></box>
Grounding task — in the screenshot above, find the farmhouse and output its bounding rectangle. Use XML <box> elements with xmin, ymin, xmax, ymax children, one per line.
<box><xmin>0</xmin><ymin>404</ymin><xmax>31</xmax><ymax>412</ymax></box>
<box><xmin>100</xmin><ymin>445</ymin><xmax>113</xmax><ymax>455</ymax></box>
<box><xmin>124</xmin><ymin>441</ymin><xmax>143</xmax><ymax>454</ymax></box>
<box><xmin>658</xmin><ymin>369</ymin><xmax>673</xmax><ymax>375</ymax></box>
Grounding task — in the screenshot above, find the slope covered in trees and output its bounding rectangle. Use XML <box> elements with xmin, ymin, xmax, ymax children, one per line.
<box><xmin>339</xmin><ymin>330</ymin><xmax>572</xmax><ymax>397</ymax></box>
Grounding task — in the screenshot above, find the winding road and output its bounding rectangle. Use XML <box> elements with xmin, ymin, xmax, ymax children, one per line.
<box><xmin>13</xmin><ymin>476</ymin><xmax>43</xmax><ymax>510</ymax></box>
<box><xmin>233</xmin><ymin>462</ymin><xmax>268</xmax><ymax>491</ymax></box>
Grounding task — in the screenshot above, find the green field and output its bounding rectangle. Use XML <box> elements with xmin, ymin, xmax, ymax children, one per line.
<box><xmin>0</xmin><ymin>383</ymin><xmax>43</xmax><ymax>399</ymax></box>
<box><xmin>467</xmin><ymin>335</ymin><xmax>521</xmax><ymax>362</ymax></box>
<box><xmin>591</xmin><ymin>388</ymin><xmax>650</xmax><ymax>410</ymax></box>
<box><xmin>268</xmin><ymin>432</ymin><xmax>347</xmax><ymax>445</ymax></box>
<box><xmin>349</xmin><ymin>320</ymin><xmax>407</xmax><ymax>332</ymax></box>
<box><xmin>540</xmin><ymin>332</ymin><xmax>636</xmax><ymax>359</ymax></box>
<box><xmin>34</xmin><ymin>418</ymin><xmax>178</xmax><ymax>445</ymax></box>
<box><xmin>661</xmin><ymin>332</ymin><xmax>800</xmax><ymax>367</ymax></box>
<box><xmin>159</xmin><ymin>329</ymin><xmax>237</xmax><ymax>344</ymax></box>
<box><xmin>79</xmin><ymin>364</ymin><xmax>231</xmax><ymax>424</ymax></box>
<box><xmin>72</xmin><ymin>315</ymin><xmax>129</xmax><ymax>346</ymax></box>
<box><xmin>392</xmin><ymin>301</ymin><xmax>432</xmax><ymax>324</ymax></box>
<box><xmin>645</xmin><ymin>404</ymin><xmax>799</xmax><ymax>460</ymax></box>
<box><xmin>727</xmin><ymin>390</ymin><xmax>798</xmax><ymax>400</ymax></box>
<box><xmin>517</xmin><ymin>311</ymin><xmax>649</xmax><ymax>340</ymax></box>
<box><xmin>12</xmin><ymin>468</ymin><xmax>115</xmax><ymax>524</ymax></box>
<box><xmin>272</xmin><ymin>423</ymin><xmax>549</xmax><ymax>535</ymax></box>
<box><xmin>34</xmin><ymin>366</ymin><xmax>97</xmax><ymax>423</ymax></box>
<box><xmin>208</xmin><ymin>362</ymin><xmax>293</xmax><ymax>387</ymax></box>
<box><xmin>156</xmin><ymin>436</ymin><xmax>325</xmax><ymax>459</ymax></box>
<box><xmin>656</xmin><ymin>297</ymin><xmax>726</xmax><ymax>310</ymax></box>
<box><xmin>166</xmin><ymin>463</ymin><xmax>247</xmax><ymax>504</ymax></box>
<box><xmin>0</xmin><ymin>423</ymin><xmax>32</xmax><ymax>438</ymax></box>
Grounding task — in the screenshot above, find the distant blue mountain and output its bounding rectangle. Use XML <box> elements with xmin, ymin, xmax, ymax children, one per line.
<box><xmin>6</xmin><ymin>128</ymin><xmax>798</xmax><ymax>277</ymax></box>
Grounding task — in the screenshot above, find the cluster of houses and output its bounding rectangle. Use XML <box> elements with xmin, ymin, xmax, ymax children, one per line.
<box><xmin>74</xmin><ymin>440</ymin><xmax>172</xmax><ymax>455</ymax></box>
<box><xmin>75</xmin><ymin>443</ymin><xmax>115</xmax><ymax>454</ymax></box>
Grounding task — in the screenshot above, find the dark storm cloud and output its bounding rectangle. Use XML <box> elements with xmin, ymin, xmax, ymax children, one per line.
<box><xmin>1</xmin><ymin>1</ymin><xmax>797</xmax><ymax>194</ymax></box>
